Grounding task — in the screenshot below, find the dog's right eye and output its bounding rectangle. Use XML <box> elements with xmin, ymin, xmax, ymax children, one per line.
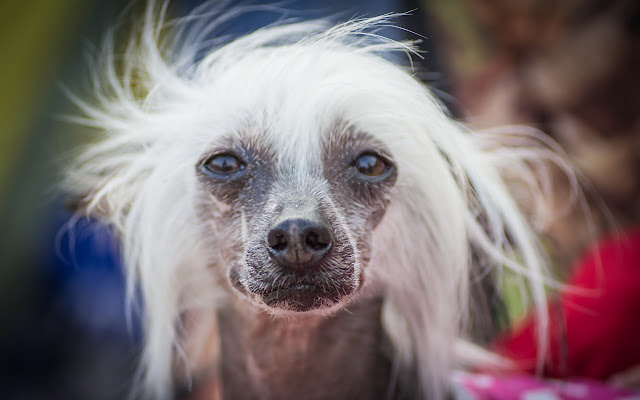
<box><xmin>202</xmin><ymin>154</ymin><xmax>245</xmax><ymax>176</ymax></box>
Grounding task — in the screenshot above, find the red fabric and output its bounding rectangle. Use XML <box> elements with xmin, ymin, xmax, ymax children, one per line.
<box><xmin>494</xmin><ymin>229</ymin><xmax>640</xmax><ymax>380</ymax></box>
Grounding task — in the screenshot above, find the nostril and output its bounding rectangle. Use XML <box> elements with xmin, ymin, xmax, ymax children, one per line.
<box><xmin>305</xmin><ymin>228</ymin><xmax>331</xmax><ymax>251</ymax></box>
<box><xmin>267</xmin><ymin>229</ymin><xmax>288</xmax><ymax>252</ymax></box>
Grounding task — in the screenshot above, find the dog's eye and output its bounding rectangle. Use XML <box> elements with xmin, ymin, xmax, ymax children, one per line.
<box><xmin>203</xmin><ymin>154</ymin><xmax>245</xmax><ymax>175</ymax></box>
<box><xmin>354</xmin><ymin>153</ymin><xmax>389</xmax><ymax>178</ymax></box>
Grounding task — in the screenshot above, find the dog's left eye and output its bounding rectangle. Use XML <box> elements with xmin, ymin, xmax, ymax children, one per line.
<box><xmin>202</xmin><ymin>154</ymin><xmax>245</xmax><ymax>175</ymax></box>
<box><xmin>354</xmin><ymin>153</ymin><xmax>390</xmax><ymax>178</ymax></box>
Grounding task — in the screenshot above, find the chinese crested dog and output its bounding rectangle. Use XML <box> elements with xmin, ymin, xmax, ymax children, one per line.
<box><xmin>65</xmin><ymin>1</ymin><xmax>564</xmax><ymax>399</ymax></box>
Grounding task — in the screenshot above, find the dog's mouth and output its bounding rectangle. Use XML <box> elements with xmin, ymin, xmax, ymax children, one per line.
<box><xmin>230</xmin><ymin>267</ymin><xmax>356</xmax><ymax>313</ymax></box>
<box><xmin>261</xmin><ymin>281</ymin><xmax>348</xmax><ymax>312</ymax></box>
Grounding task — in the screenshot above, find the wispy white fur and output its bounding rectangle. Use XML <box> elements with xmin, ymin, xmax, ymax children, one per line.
<box><xmin>64</xmin><ymin>1</ymin><xmax>570</xmax><ymax>399</ymax></box>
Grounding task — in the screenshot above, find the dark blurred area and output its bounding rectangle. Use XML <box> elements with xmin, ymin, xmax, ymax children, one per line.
<box><xmin>1</xmin><ymin>0</ymin><xmax>639</xmax><ymax>399</ymax></box>
<box><xmin>425</xmin><ymin>0</ymin><xmax>640</xmax><ymax>265</ymax></box>
<box><xmin>0</xmin><ymin>3</ymin><xmax>140</xmax><ymax>399</ymax></box>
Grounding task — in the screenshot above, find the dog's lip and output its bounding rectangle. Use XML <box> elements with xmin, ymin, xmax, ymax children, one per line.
<box><xmin>262</xmin><ymin>282</ymin><xmax>324</xmax><ymax>303</ymax></box>
<box><xmin>260</xmin><ymin>281</ymin><xmax>346</xmax><ymax>312</ymax></box>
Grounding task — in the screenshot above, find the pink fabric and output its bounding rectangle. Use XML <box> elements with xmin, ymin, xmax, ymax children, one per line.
<box><xmin>452</xmin><ymin>372</ymin><xmax>640</xmax><ymax>400</ymax></box>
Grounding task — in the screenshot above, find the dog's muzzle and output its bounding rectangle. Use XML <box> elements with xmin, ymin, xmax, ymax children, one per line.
<box><xmin>238</xmin><ymin>200</ymin><xmax>358</xmax><ymax>312</ymax></box>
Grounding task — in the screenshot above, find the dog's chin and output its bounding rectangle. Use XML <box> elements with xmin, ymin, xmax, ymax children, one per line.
<box><xmin>259</xmin><ymin>282</ymin><xmax>354</xmax><ymax>313</ymax></box>
<box><xmin>229</xmin><ymin>267</ymin><xmax>358</xmax><ymax>314</ymax></box>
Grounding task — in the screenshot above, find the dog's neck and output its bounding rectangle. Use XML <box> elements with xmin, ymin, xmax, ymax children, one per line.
<box><xmin>203</xmin><ymin>295</ymin><xmax>395</xmax><ymax>400</ymax></box>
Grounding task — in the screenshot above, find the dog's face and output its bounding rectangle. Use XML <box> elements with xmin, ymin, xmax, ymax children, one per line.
<box><xmin>196</xmin><ymin>123</ymin><xmax>397</xmax><ymax>313</ymax></box>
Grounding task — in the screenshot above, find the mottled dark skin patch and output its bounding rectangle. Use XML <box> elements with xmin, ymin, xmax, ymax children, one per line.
<box><xmin>195</xmin><ymin>132</ymin><xmax>279</xmax><ymax>288</ymax></box>
<box><xmin>323</xmin><ymin>126</ymin><xmax>397</xmax><ymax>223</ymax></box>
<box><xmin>322</xmin><ymin>124</ymin><xmax>398</xmax><ymax>264</ymax></box>
<box><xmin>196</xmin><ymin>133</ymin><xmax>277</xmax><ymax>210</ymax></box>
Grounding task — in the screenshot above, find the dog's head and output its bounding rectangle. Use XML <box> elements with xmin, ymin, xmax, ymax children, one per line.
<box><xmin>156</xmin><ymin>23</ymin><xmax>429</xmax><ymax>315</ymax></box>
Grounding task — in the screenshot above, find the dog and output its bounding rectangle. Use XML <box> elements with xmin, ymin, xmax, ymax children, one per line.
<box><xmin>64</xmin><ymin>1</ymin><xmax>562</xmax><ymax>398</ymax></box>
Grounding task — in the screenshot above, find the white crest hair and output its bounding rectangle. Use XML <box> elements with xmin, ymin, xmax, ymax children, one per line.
<box><xmin>64</xmin><ymin>1</ymin><xmax>568</xmax><ymax>399</ymax></box>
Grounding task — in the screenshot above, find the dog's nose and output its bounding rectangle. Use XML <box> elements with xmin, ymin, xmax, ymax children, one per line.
<box><xmin>266</xmin><ymin>218</ymin><xmax>333</xmax><ymax>268</ymax></box>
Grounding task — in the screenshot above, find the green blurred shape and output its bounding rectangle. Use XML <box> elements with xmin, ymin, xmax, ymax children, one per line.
<box><xmin>0</xmin><ymin>0</ymin><xmax>88</xmax><ymax>208</ymax></box>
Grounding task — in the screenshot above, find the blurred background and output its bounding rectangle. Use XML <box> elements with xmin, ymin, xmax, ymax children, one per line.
<box><xmin>0</xmin><ymin>0</ymin><xmax>638</xmax><ymax>399</ymax></box>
